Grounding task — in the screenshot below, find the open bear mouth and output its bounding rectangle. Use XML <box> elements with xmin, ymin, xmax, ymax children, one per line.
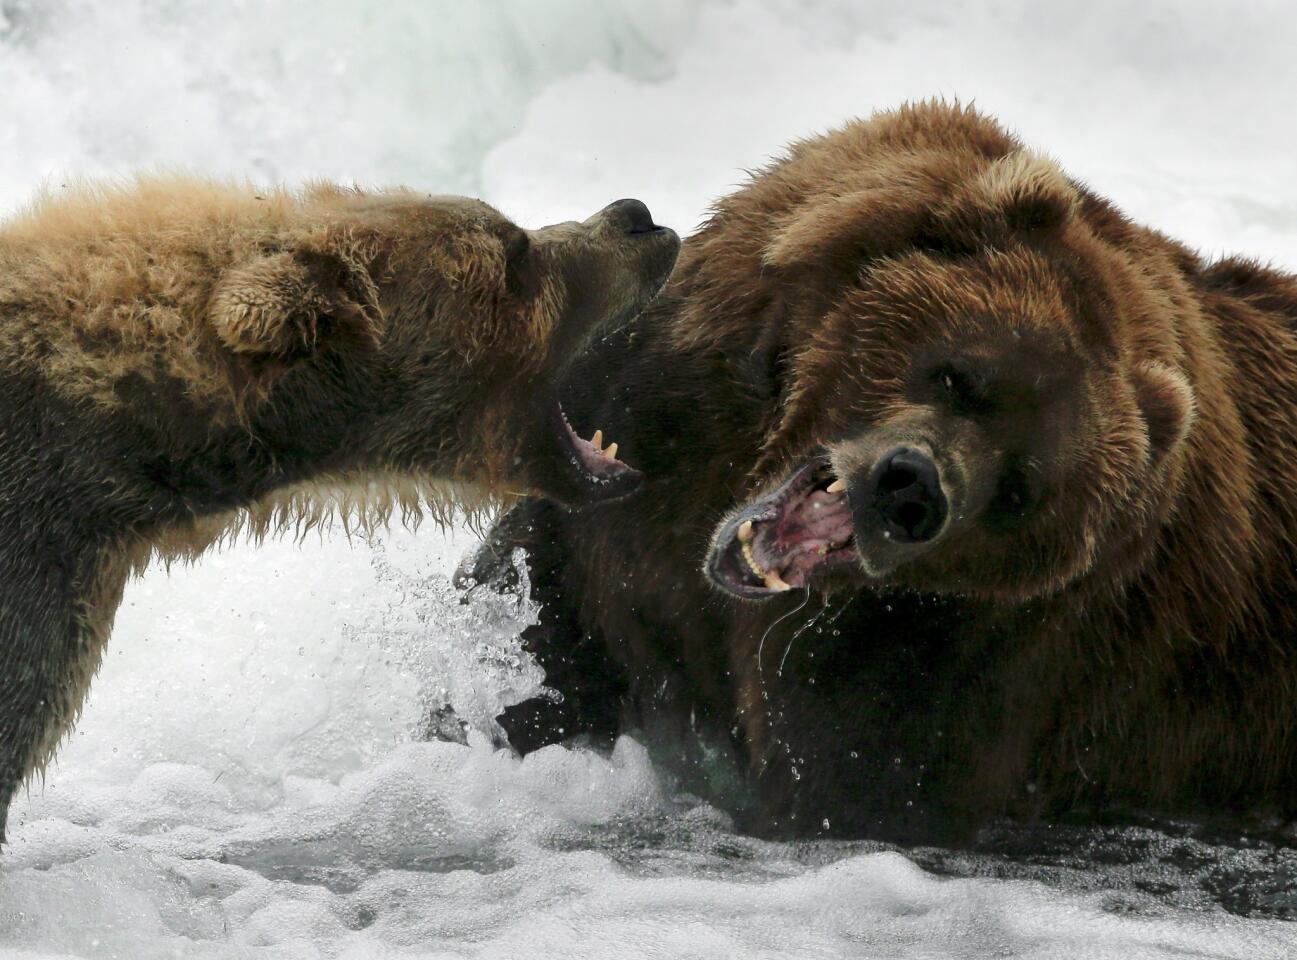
<box><xmin>550</xmin><ymin>399</ymin><xmax>641</xmax><ymax>500</ymax></box>
<box><xmin>706</xmin><ymin>456</ymin><xmax>859</xmax><ymax>599</ymax></box>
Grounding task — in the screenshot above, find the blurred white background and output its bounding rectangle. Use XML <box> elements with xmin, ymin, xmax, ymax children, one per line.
<box><xmin>5</xmin><ymin>0</ymin><xmax>1297</xmax><ymax>260</ymax></box>
<box><xmin>0</xmin><ymin>2</ymin><xmax>1294</xmax><ymax>957</ymax></box>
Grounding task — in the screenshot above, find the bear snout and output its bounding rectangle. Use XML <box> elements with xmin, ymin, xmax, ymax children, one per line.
<box><xmin>869</xmin><ymin>446</ymin><xmax>948</xmax><ymax>542</ymax></box>
<box><xmin>849</xmin><ymin>444</ymin><xmax>951</xmax><ymax>574</ymax></box>
<box><xmin>603</xmin><ymin>198</ymin><xmax>663</xmax><ymax>235</ymax></box>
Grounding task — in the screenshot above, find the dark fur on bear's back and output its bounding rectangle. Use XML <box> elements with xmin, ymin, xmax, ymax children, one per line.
<box><xmin>474</xmin><ymin>102</ymin><xmax>1297</xmax><ymax>842</ymax></box>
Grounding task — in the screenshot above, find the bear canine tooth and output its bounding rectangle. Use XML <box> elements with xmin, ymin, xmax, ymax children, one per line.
<box><xmin>738</xmin><ymin>520</ymin><xmax>754</xmax><ymax>543</ymax></box>
<box><xmin>591</xmin><ymin>429</ymin><xmax>603</xmax><ymax>451</ymax></box>
<box><xmin>604</xmin><ymin>442</ymin><xmax>618</xmax><ymax>460</ymax></box>
<box><xmin>763</xmin><ymin>569</ymin><xmax>793</xmax><ymax>592</ymax></box>
<box><xmin>826</xmin><ymin>478</ymin><xmax>847</xmax><ymax>494</ymax></box>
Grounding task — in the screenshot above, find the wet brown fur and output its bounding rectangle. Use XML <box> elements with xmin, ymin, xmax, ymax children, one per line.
<box><xmin>480</xmin><ymin>102</ymin><xmax>1297</xmax><ymax>842</ymax></box>
<box><xmin>0</xmin><ymin>177</ymin><xmax>672</xmax><ymax>841</ymax></box>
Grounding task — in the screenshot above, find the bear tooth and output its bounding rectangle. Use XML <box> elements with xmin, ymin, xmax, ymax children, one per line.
<box><xmin>741</xmin><ymin>541</ymin><xmax>766</xmax><ymax>577</ymax></box>
<box><xmin>738</xmin><ymin>520</ymin><xmax>754</xmax><ymax>543</ymax></box>
<box><xmin>604</xmin><ymin>441</ymin><xmax>618</xmax><ymax>460</ymax></box>
<box><xmin>826</xmin><ymin>478</ymin><xmax>847</xmax><ymax>494</ymax></box>
<box><xmin>591</xmin><ymin>429</ymin><xmax>603</xmax><ymax>451</ymax></box>
<box><xmin>764</xmin><ymin>569</ymin><xmax>793</xmax><ymax>592</ymax></box>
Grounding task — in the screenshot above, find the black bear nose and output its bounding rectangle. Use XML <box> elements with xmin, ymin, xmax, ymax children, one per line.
<box><xmin>606</xmin><ymin>198</ymin><xmax>660</xmax><ymax>234</ymax></box>
<box><xmin>864</xmin><ymin>446</ymin><xmax>948</xmax><ymax>543</ymax></box>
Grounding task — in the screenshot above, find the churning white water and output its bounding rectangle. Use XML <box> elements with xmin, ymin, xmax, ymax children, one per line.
<box><xmin>1</xmin><ymin>1</ymin><xmax>1296</xmax><ymax>957</ymax></box>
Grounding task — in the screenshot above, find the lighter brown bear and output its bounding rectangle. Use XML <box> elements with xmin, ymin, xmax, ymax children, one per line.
<box><xmin>0</xmin><ymin>178</ymin><xmax>678</xmax><ymax>842</ymax></box>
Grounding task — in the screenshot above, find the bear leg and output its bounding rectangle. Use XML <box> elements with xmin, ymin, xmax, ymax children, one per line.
<box><xmin>0</xmin><ymin>544</ymin><xmax>117</xmax><ymax>847</ymax></box>
<box><xmin>456</xmin><ymin>499</ymin><xmax>625</xmax><ymax>754</ymax></box>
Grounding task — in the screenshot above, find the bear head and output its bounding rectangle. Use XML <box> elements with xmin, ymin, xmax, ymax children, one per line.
<box><xmin>208</xmin><ymin>191</ymin><xmax>679</xmax><ymax>507</ymax></box>
<box><xmin>703</xmin><ymin>104</ymin><xmax>1198</xmax><ymax>603</ymax></box>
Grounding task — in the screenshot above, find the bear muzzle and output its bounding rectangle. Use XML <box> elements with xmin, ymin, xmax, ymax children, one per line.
<box><xmin>848</xmin><ymin>444</ymin><xmax>951</xmax><ymax>575</ymax></box>
<box><xmin>705</xmin><ymin>454</ymin><xmax>860</xmax><ymax>599</ymax></box>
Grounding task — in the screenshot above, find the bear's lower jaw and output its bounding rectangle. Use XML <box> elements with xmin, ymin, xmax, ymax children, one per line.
<box><xmin>706</xmin><ymin>457</ymin><xmax>859</xmax><ymax>600</ymax></box>
<box><xmin>556</xmin><ymin>402</ymin><xmax>636</xmax><ymax>482</ymax></box>
<box><xmin>519</xmin><ymin>395</ymin><xmax>642</xmax><ymax>507</ymax></box>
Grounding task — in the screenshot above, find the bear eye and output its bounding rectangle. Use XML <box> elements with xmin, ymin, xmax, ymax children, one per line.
<box><xmin>982</xmin><ymin>454</ymin><xmax>1040</xmax><ymax>532</ymax></box>
<box><xmin>930</xmin><ymin>364</ymin><xmax>989</xmax><ymax>415</ymax></box>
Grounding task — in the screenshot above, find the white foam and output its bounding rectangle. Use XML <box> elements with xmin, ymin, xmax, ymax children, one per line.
<box><xmin>2</xmin><ymin>2</ymin><xmax>1296</xmax><ymax>957</ymax></box>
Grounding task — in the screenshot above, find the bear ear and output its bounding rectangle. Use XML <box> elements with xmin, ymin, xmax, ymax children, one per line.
<box><xmin>975</xmin><ymin>151</ymin><xmax>1078</xmax><ymax>235</ymax></box>
<box><xmin>208</xmin><ymin>248</ymin><xmax>381</xmax><ymax>359</ymax></box>
<box><xmin>762</xmin><ymin>187</ymin><xmax>928</xmax><ymax>271</ymax></box>
<box><xmin>1132</xmin><ymin>361</ymin><xmax>1195</xmax><ymax>464</ymax></box>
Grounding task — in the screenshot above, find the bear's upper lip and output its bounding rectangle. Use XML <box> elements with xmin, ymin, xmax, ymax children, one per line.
<box><xmin>706</xmin><ymin>455</ymin><xmax>859</xmax><ymax>599</ymax></box>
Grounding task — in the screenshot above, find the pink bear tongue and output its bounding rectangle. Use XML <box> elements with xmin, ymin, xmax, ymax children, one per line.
<box><xmin>752</xmin><ymin>487</ymin><xmax>855</xmax><ymax>576</ymax></box>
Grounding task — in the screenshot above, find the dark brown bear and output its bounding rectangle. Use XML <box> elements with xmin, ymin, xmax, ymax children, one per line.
<box><xmin>466</xmin><ymin>102</ymin><xmax>1297</xmax><ymax>843</ymax></box>
<box><xmin>0</xmin><ymin>178</ymin><xmax>679</xmax><ymax>842</ymax></box>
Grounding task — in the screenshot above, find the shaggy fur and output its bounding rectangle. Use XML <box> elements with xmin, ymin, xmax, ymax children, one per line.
<box><xmin>467</xmin><ymin>102</ymin><xmax>1297</xmax><ymax>842</ymax></box>
<box><xmin>0</xmin><ymin>178</ymin><xmax>677</xmax><ymax>842</ymax></box>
